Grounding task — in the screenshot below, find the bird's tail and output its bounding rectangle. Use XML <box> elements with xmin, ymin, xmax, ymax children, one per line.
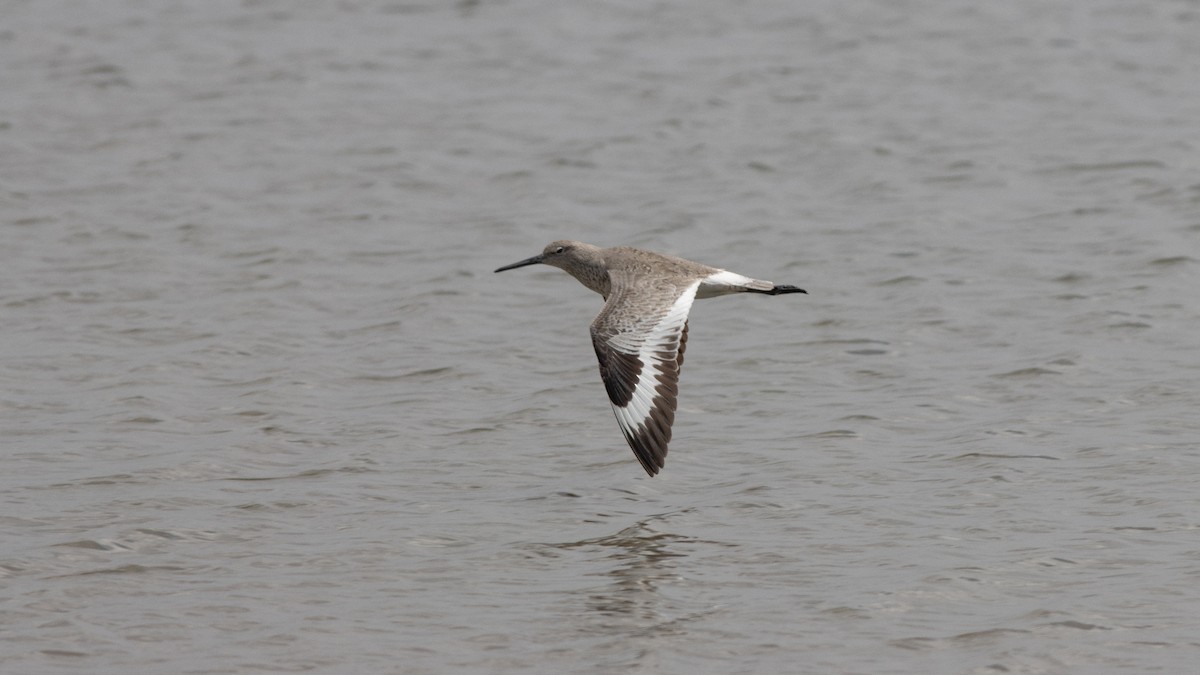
<box><xmin>698</xmin><ymin>271</ymin><xmax>807</xmax><ymax>298</ymax></box>
<box><xmin>745</xmin><ymin>283</ymin><xmax>807</xmax><ymax>296</ymax></box>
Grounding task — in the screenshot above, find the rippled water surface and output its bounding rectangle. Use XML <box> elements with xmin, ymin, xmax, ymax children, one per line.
<box><xmin>3</xmin><ymin>1</ymin><xmax>1199</xmax><ymax>672</ymax></box>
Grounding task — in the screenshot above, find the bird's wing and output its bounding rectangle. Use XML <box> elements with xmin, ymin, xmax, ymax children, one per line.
<box><xmin>590</xmin><ymin>272</ymin><xmax>700</xmax><ymax>476</ymax></box>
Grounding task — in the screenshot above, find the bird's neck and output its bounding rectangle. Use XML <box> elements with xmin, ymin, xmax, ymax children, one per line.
<box><xmin>568</xmin><ymin>267</ymin><xmax>611</xmax><ymax>297</ymax></box>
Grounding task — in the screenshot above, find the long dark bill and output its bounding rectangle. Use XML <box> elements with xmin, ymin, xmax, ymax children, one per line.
<box><xmin>494</xmin><ymin>254</ymin><xmax>545</xmax><ymax>273</ymax></box>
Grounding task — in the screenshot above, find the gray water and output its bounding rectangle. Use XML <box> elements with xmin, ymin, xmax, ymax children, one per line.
<box><xmin>3</xmin><ymin>1</ymin><xmax>1199</xmax><ymax>672</ymax></box>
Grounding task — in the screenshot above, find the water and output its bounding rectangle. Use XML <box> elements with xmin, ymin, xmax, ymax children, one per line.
<box><xmin>2</xmin><ymin>1</ymin><xmax>1198</xmax><ymax>672</ymax></box>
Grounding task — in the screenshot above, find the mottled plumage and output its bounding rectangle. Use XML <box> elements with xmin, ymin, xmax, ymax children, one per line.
<box><xmin>495</xmin><ymin>240</ymin><xmax>806</xmax><ymax>476</ymax></box>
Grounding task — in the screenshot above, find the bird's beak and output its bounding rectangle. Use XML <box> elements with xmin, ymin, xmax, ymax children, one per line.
<box><xmin>494</xmin><ymin>254</ymin><xmax>545</xmax><ymax>273</ymax></box>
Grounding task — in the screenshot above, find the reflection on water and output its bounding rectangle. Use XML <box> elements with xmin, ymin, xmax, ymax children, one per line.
<box><xmin>552</xmin><ymin>515</ymin><xmax>701</xmax><ymax>625</ymax></box>
<box><xmin>529</xmin><ymin>508</ymin><xmax>739</xmax><ymax>667</ymax></box>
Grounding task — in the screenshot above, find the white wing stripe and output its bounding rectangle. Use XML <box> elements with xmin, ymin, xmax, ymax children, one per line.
<box><xmin>593</xmin><ymin>279</ymin><xmax>700</xmax><ymax>475</ymax></box>
<box><xmin>610</xmin><ymin>280</ymin><xmax>698</xmax><ymax>426</ymax></box>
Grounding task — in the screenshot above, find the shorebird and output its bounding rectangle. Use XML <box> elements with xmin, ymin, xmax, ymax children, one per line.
<box><xmin>494</xmin><ymin>240</ymin><xmax>806</xmax><ymax>477</ymax></box>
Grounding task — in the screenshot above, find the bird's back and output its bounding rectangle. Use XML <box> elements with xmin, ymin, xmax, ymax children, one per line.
<box><xmin>602</xmin><ymin>246</ymin><xmax>720</xmax><ymax>280</ymax></box>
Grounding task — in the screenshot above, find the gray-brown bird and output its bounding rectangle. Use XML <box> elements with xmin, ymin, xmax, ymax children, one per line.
<box><xmin>495</xmin><ymin>240</ymin><xmax>806</xmax><ymax>476</ymax></box>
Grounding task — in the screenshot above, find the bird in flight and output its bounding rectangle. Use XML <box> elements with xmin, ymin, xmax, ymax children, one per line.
<box><xmin>495</xmin><ymin>240</ymin><xmax>806</xmax><ymax>476</ymax></box>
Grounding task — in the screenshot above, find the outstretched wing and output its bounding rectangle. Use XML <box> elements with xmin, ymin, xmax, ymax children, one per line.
<box><xmin>590</xmin><ymin>274</ymin><xmax>700</xmax><ymax>476</ymax></box>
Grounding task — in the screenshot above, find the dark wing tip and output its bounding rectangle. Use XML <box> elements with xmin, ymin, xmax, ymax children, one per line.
<box><xmin>620</xmin><ymin>385</ymin><xmax>678</xmax><ymax>477</ymax></box>
<box><xmin>623</xmin><ymin>419</ymin><xmax>670</xmax><ymax>477</ymax></box>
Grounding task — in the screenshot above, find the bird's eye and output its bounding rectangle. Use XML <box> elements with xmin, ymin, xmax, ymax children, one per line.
<box><xmin>555</xmin><ymin>246</ymin><xmax>565</xmax><ymax>254</ymax></box>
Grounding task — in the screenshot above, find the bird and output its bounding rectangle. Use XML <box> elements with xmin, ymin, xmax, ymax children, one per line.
<box><xmin>494</xmin><ymin>240</ymin><xmax>806</xmax><ymax>476</ymax></box>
